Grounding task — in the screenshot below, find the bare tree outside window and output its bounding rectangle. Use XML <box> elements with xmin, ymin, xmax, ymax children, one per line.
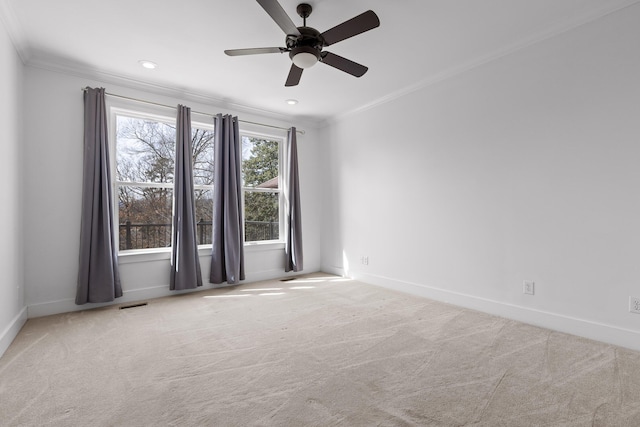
<box><xmin>113</xmin><ymin>112</ymin><xmax>282</xmax><ymax>251</ymax></box>
<box><xmin>115</xmin><ymin>115</ymin><xmax>214</xmax><ymax>250</ymax></box>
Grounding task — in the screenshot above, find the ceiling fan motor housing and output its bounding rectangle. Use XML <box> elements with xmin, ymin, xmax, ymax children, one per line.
<box><xmin>287</xmin><ymin>26</ymin><xmax>323</xmax><ymax>47</ymax></box>
<box><xmin>288</xmin><ymin>26</ymin><xmax>324</xmax><ymax>67</ymax></box>
<box><xmin>287</xmin><ymin>27</ymin><xmax>324</xmax><ymax>68</ymax></box>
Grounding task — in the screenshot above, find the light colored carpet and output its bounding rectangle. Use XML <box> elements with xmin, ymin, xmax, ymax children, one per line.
<box><xmin>2</xmin><ymin>273</ymin><xmax>640</xmax><ymax>426</ymax></box>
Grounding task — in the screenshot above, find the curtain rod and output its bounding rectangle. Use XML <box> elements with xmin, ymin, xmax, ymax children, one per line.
<box><xmin>81</xmin><ymin>87</ymin><xmax>305</xmax><ymax>135</ymax></box>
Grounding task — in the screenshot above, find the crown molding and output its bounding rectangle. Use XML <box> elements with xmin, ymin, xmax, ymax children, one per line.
<box><xmin>26</xmin><ymin>54</ymin><xmax>324</xmax><ymax>130</ymax></box>
<box><xmin>330</xmin><ymin>0</ymin><xmax>640</xmax><ymax>124</ymax></box>
<box><xmin>0</xmin><ymin>0</ymin><xmax>29</xmax><ymax>62</ymax></box>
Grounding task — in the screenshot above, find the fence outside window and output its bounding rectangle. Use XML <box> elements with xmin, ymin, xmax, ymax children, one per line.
<box><xmin>119</xmin><ymin>220</ymin><xmax>279</xmax><ymax>250</ymax></box>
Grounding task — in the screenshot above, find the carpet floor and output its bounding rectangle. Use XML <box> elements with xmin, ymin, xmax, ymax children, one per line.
<box><xmin>1</xmin><ymin>273</ymin><xmax>640</xmax><ymax>426</ymax></box>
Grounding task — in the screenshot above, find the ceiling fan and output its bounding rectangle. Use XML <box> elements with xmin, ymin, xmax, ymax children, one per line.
<box><xmin>224</xmin><ymin>0</ymin><xmax>380</xmax><ymax>87</ymax></box>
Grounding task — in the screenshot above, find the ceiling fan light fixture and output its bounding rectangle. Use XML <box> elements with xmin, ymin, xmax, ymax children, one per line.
<box><xmin>290</xmin><ymin>46</ymin><xmax>319</xmax><ymax>69</ymax></box>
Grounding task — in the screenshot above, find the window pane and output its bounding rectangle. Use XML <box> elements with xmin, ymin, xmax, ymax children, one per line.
<box><xmin>242</xmin><ymin>136</ymin><xmax>279</xmax><ymax>188</ymax></box>
<box><xmin>192</xmin><ymin>128</ymin><xmax>215</xmax><ymax>186</ymax></box>
<box><xmin>118</xmin><ymin>186</ymin><xmax>173</xmax><ymax>250</ymax></box>
<box><xmin>116</xmin><ymin>116</ymin><xmax>176</xmax><ymax>184</ymax></box>
<box><xmin>195</xmin><ymin>189</ymin><xmax>213</xmax><ymax>245</ymax></box>
<box><xmin>244</xmin><ymin>191</ymin><xmax>279</xmax><ymax>242</ymax></box>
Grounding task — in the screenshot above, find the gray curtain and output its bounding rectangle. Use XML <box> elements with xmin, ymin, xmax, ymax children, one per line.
<box><xmin>170</xmin><ymin>105</ymin><xmax>203</xmax><ymax>290</ymax></box>
<box><xmin>285</xmin><ymin>127</ymin><xmax>304</xmax><ymax>272</ymax></box>
<box><xmin>76</xmin><ymin>87</ymin><xmax>123</xmax><ymax>304</ymax></box>
<box><xmin>210</xmin><ymin>114</ymin><xmax>245</xmax><ymax>284</ymax></box>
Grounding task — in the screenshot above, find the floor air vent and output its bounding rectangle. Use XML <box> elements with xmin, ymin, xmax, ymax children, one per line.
<box><xmin>119</xmin><ymin>302</ymin><xmax>148</xmax><ymax>310</ymax></box>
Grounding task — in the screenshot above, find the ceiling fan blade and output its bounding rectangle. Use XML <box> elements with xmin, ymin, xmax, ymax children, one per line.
<box><xmin>224</xmin><ymin>47</ymin><xmax>285</xmax><ymax>56</ymax></box>
<box><xmin>321</xmin><ymin>52</ymin><xmax>368</xmax><ymax>77</ymax></box>
<box><xmin>321</xmin><ymin>10</ymin><xmax>380</xmax><ymax>46</ymax></box>
<box><xmin>256</xmin><ymin>0</ymin><xmax>301</xmax><ymax>36</ymax></box>
<box><xmin>285</xmin><ymin>64</ymin><xmax>303</xmax><ymax>87</ymax></box>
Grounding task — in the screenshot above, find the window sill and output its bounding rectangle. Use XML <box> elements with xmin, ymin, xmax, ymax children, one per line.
<box><xmin>118</xmin><ymin>241</ymin><xmax>285</xmax><ymax>264</ymax></box>
<box><xmin>118</xmin><ymin>247</ymin><xmax>171</xmax><ymax>264</ymax></box>
<box><xmin>244</xmin><ymin>241</ymin><xmax>285</xmax><ymax>252</ymax></box>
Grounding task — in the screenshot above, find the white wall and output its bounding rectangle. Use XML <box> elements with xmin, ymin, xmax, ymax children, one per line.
<box><xmin>0</xmin><ymin>15</ymin><xmax>26</xmax><ymax>356</ymax></box>
<box><xmin>23</xmin><ymin>67</ymin><xmax>322</xmax><ymax>317</ymax></box>
<box><xmin>322</xmin><ymin>4</ymin><xmax>640</xmax><ymax>351</ymax></box>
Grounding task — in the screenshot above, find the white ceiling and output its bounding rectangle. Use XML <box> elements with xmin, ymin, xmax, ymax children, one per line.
<box><xmin>2</xmin><ymin>0</ymin><xmax>638</xmax><ymax>123</ymax></box>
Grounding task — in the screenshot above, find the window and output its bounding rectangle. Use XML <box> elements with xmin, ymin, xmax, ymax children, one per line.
<box><xmin>112</xmin><ymin>107</ymin><xmax>284</xmax><ymax>252</ymax></box>
<box><xmin>242</xmin><ymin>134</ymin><xmax>282</xmax><ymax>243</ymax></box>
<box><xmin>114</xmin><ymin>110</ymin><xmax>214</xmax><ymax>251</ymax></box>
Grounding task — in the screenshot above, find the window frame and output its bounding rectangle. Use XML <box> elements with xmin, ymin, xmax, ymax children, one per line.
<box><xmin>107</xmin><ymin>103</ymin><xmax>287</xmax><ymax>257</ymax></box>
<box><xmin>109</xmin><ymin>106</ymin><xmax>215</xmax><ymax>254</ymax></box>
<box><xmin>239</xmin><ymin>129</ymin><xmax>285</xmax><ymax>246</ymax></box>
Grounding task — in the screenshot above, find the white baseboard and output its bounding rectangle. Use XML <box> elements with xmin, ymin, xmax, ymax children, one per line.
<box><xmin>353</xmin><ymin>272</ymin><xmax>640</xmax><ymax>353</ymax></box>
<box><xmin>321</xmin><ymin>265</ymin><xmax>345</xmax><ymax>277</ymax></box>
<box><xmin>27</xmin><ymin>268</ymin><xmax>314</xmax><ymax>318</ymax></box>
<box><xmin>0</xmin><ymin>307</ymin><xmax>28</xmax><ymax>358</ymax></box>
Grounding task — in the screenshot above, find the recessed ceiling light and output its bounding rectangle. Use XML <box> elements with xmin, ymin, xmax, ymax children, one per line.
<box><xmin>138</xmin><ymin>60</ymin><xmax>158</xmax><ymax>70</ymax></box>
<box><xmin>286</xmin><ymin>99</ymin><xmax>298</xmax><ymax>105</ymax></box>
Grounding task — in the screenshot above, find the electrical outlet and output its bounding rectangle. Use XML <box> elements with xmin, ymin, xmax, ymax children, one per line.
<box><xmin>630</xmin><ymin>296</ymin><xmax>640</xmax><ymax>314</ymax></box>
<box><xmin>361</xmin><ymin>256</ymin><xmax>369</xmax><ymax>265</ymax></box>
<box><xmin>523</xmin><ymin>281</ymin><xmax>535</xmax><ymax>295</ymax></box>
